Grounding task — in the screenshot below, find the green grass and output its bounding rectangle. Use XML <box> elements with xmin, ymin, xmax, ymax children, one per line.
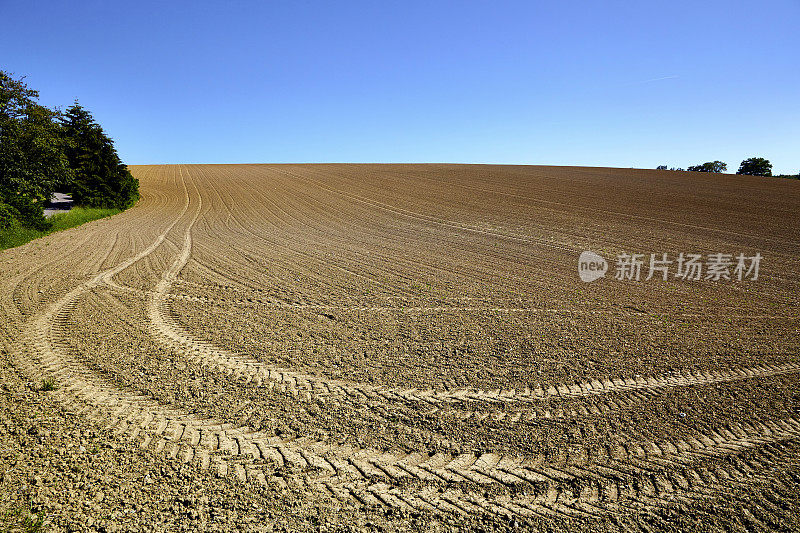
<box><xmin>1</xmin><ymin>502</ymin><xmax>45</xmax><ymax>533</ymax></box>
<box><xmin>0</xmin><ymin>207</ymin><xmax>120</xmax><ymax>251</ymax></box>
<box><xmin>39</xmin><ymin>377</ymin><xmax>57</xmax><ymax>392</ymax></box>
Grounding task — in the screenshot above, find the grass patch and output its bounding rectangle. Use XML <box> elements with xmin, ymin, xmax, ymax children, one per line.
<box><xmin>1</xmin><ymin>503</ymin><xmax>45</xmax><ymax>533</ymax></box>
<box><xmin>39</xmin><ymin>378</ymin><xmax>57</xmax><ymax>392</ymax></box>
<box><xmin>0</xmin><ymin>207</ymin><xmax>121</xmax><ymax>251</ymax></box>
<box><xmin>0</xmin><ymin>225</ymin><xmax>43</xmax><ymax>251</ymax></box>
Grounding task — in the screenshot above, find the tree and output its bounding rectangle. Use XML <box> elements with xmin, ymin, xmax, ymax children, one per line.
<box><xmin>737</xmin><ymin>157</ymin><xmax>772</xmax><ymax>176</ymax></box>
<box><xmin>687</xmin><ymin>161</ymin><xmax>727</xmax><ymax>173</ymax></box>
<box><xmin>656</xmin><ymin>165</ymin><xmax>668</xmax><ymax>170</ymax></box>
<box><xmin>0</xmin><ymin>202</ymin><xmax>16</xmax><ymax>229</ymax></box>
<box><xmin>0</xmin><ymin>73</ymin><xmax>138</xmax><ymax>231</ymax></box>
<box><xmin>0</xmin><ymin>71</ymin><xmax>72</xmax><ymax>229</ymax></box>
<box><xmin>60</xmin><ymin>102</ymin><xmax>138</xmax><ymax>209</ymax></box>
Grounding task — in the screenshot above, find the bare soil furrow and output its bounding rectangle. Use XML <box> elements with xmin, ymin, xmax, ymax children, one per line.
<box><xmin>134</xmin><ymin>294</ymin><xmax>800</xmax><ymax>410</ymax></box>
<box><xmin>17</xmin><ymin>261</ymin><xmax>799</xmax><ymax>523</ymax></box>
<box><xmin>290</xmin><ymin>420</ymin><xmax>800</xmax><ymax>519</ymax></box>
<box><xmin>4</xmin><ymin>164</ymin><xmax>799</xmax><ymax>529</ymax></box>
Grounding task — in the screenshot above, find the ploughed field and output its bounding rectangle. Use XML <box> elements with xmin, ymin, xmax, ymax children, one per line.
<box><xmin>1</xmin><ymin>164</ymin><xmax>799</xmax><ymax>531</ymax></box>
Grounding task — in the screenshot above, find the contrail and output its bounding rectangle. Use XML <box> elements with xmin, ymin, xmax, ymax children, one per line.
<box><xmin>638</xmin><ymin>75</ymin><xmax>679</xmax><ymax>84</ymax></box>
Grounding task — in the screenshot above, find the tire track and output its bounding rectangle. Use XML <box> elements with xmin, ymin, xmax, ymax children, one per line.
<box><xmin>130</xmin><ymin>199</ymin><xmax>800</xmax><ymax>414</ymax></box>
<box><xmin>22</xmin><ymin>288</ymin><xmax>800</xmax><ymax>524</ymax></box>
<box><xmin>107</xmin><ymin>189</ymin><xmax>800</xmax><ymax>444</ymax></box>
<box><xmin>7</xmin><ymin>164</ymin><xmax>800</xmax><ymax>525</ymax></box>
<box><xmin>141</xmin><ymin>291</ymin><xmax>800</xmax><ymax>409</ymax></box>
<box><xmin>238</xmin><ymin>416</ymin><xmax>800</xmax><ymax>520</ymax></box>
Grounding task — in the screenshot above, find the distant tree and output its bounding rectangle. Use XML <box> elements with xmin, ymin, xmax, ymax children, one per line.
<box><xmin>0</xmin><ymin>71</ymin><xmax>72</xmax><ymax>229</ymax></box>
<box><xmin>60</xmin><ymin>102</ymin><xmax>138</xmax><ymax>209</ymax></box>
<box><xmin>656</xmin><ymin>165</ymin><xmax>668</xmax><ymax>170</ymax></box>
<box><xmin>737</xmin><ymin>157</ymin><xmax>772</xmax><ymax>176</ymax></box>
<box><xmin>774</xmin><ymin>172</ymin><xmax>800</xmax><ymax>180</ymax></box>
<box><xmin>687</xmin><ymin>161</ymin><xmax>727</xmax><ymax>173</ymax></box>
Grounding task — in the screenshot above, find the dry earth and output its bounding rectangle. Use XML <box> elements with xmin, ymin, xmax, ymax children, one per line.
<box><xmin>1</xmin><ymin>164</ymin><xmax>799</xmax><ymax>532</ymax></box>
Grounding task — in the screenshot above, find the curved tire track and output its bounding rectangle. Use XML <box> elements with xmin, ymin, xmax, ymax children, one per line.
<box><xmin>8</xmin><ymin>164</ymin><xmax>799</xmax><ymax>524</ymax></box>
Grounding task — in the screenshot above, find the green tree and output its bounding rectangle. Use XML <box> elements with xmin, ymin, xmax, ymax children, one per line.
<box><xmin>60</xmin><ymin>102</ymin><xmax>138</xmax><ymax>209</ymax></box>
<box><xmin>0</xmin><ymin>71</ymin><xmax>72</xmax><ymax>229</ymax></box>
<box><xmin>737</xmin><ymin>157</ymin><xmax>772</xmax><ymax>176</ymax></box>
<box><xmin>687</xmin><ymin>161</ymin><xmax>727</xmax><ymax>173</ymax></box>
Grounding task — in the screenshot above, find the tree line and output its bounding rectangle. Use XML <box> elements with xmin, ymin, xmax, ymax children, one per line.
<box><xmin>657</xmin><ymin>158</ymin><xmax>799</xmax><ymax>179</ymax></box>
<box><xmin>0</xmin><ymin>71</ymin><xmax>138</xmax><ymax>231</ymax></box>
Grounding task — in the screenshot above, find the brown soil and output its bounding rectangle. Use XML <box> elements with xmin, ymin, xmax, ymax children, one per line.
<box><xmin>1</xmin><ymin>164</ymin><xmax>799</xmax><ymax>531</ymax></box>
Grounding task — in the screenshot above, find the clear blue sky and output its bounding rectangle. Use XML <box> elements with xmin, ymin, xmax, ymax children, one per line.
<box><xmin>3</xmin><ymin>1</ymin><xmax>798</xmax><ymax>173</ymax></box>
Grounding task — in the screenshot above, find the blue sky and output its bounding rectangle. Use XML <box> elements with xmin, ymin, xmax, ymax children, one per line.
<box><xmin>3</xmin><ymin>1</ymin><xmax>798</xmax><ymax>173</ymax></box>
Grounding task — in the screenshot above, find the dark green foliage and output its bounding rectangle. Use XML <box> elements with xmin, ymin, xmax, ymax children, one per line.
<box><xmin>0</xmin><ymin>202</ymin><xmax>18</xmax><ymax>229</ymax></box>
<box><xmin>0</xmin><ymin>71</ymin><xmax>72</xmax><ymax>228</ymax></box>
<box><xmin>60</xmin><ymin>103</ymin><xmax>139</xmax><ymax>209</ymax></box>
<box><xmin>0</xmin><ymin>71</ymin><xmax>137</xmax><ymax>238</ymax></box>
<box><xmin>737</xmin><ymin>157</ymin><xmax>772</xmax><ymax>176</ymax></box>
<box><xmin>660</xmin><ymin>162</ymin><xmax>796</xmax><ymax>178</ymax></box>
<box><xmin>687</xmin><ymin>161</ymin><xmax>727</xmax><ymax>173</ymax></box>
